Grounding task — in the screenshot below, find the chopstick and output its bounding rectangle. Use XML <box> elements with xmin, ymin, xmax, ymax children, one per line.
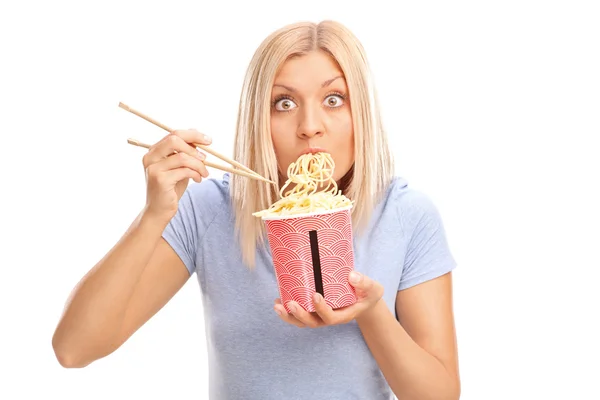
<box><xmin>127</xmin><ymin>138</ymin><xmax>274</xmax><ymax>184</ymax></box>
<box><xmin>118</xmin><ymin>102</ymin><xmax>275</xmax><ymax>184</ymax></box>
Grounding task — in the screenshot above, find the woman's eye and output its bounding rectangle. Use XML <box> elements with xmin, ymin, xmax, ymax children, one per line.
<box><xmin>324</xmin><ymin>95</ymin><xmax>344</xmax><ymax>107</ymax></box>
<box><xmin>274</xmin><ymin>98</ymin><xmax>297</xmax><ymax>111</ymax></box>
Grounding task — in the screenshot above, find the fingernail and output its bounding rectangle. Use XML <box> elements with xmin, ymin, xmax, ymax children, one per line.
<box><xmin>197</xmin><ymin>150</ymin><xmax>206</xmax><ymax>160</ymax></box>
<box><xmin>275</xmin><ymin>308</ymin><xmax>282</xmax><ymax>316</ymax></box>
<box><xmin>349</xmin><ymin>271</ymin><xmax>361</xmax><ymax>284</ymax></box>
<box><xmin>203</xmin><ymin>134</ymin><xmax>212</xmax><ymax>144</ymax></box>
<box><xmin>313</xmin><ymin>293</ymin><xmax>322</xmax><ymax>304</ymax></box>
<box><xmin>288</xmin><ymin>303</ymin><xmax>297</xmax><ymax>313</ymax></box>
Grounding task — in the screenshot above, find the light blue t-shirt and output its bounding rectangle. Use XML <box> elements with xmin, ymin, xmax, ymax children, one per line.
<box><xmin>162</xmin><ymin>173</ymin><xmax>456</xmax><ymax>400</ymax></box>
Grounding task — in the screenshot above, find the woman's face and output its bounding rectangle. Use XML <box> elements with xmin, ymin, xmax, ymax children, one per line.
<box><xmin>270</xmin><ymin>50</ymin><xmax>354</xmax><ymax>183</ymax></box>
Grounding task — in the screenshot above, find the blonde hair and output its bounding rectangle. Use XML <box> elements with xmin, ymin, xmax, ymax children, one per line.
<box><xmin>230</xmin><ymin>20</ymin><xmax>395</xmax><ymax>268</ymax></box>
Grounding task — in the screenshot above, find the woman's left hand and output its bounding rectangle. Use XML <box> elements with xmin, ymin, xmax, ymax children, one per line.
<box><xmin>274</xmin><ymin>271</ymin><xmax>384</xmax><ymax>328</ymax></box>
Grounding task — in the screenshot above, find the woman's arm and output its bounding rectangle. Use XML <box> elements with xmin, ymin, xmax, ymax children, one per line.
<box><xmin>52</xmin><ymin>128</ymin><xmax>211</xmax><ymax>368</ymax></box>
<box><xmin>52</xmin><ymin>210</ymin><xmax>191</xmax><ymax>368</ymax></box>
<box><xmin>274</xmin><ymin>270</ymin><xmax>460</xmax><ymax>399</ymax></box>
<box><xmin>357</xmin><ymin>272</ymin><xmax>460</xmax><ymax>400</ymax></box>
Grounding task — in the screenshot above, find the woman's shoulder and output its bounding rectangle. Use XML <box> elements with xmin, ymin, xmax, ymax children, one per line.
<box><xmin>187</xmin><ymin>172</ymin><xmax>230</xmax><ymax>194</ymax></box>
<box><xmin>182</xmin><ymin>173</ymin><xmax>232</xmax><ymax>215</ymax></box>
<box><xmin>383</xmin><ymin>176</ymin><xmax>446</xmax><ymax>226</ymax></box>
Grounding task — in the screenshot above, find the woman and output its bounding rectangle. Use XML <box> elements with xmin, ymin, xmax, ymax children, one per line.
<box><xmin>52</xmin><ymin>20</ymin><xmax>460</xmax><ymax>399</ymax></box>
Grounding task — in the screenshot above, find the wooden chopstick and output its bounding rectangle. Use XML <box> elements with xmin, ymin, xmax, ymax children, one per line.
<box><xmin>118</xmin><ymin>102</ymin><xmax>274</xmax><ymax>184</ymax></box>
<box><xmin>127</xmin><ymin>138</ymin><xmax>274</xmax><ymax>184</ymax></box>
<box><xmin>119</xmin><ymin>102</ymin><xmax>264</xmax><ymax>178</ymax></box>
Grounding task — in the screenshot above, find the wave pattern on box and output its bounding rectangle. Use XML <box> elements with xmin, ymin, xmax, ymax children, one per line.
<box><xmin>265</xmin><ymin>209</ymin><xmax>357</xmax><ymax>313</ymax></box>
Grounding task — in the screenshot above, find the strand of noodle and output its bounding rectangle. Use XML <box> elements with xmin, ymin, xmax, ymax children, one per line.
<box><xmin>253</xmin><ymin>152</ymin><xmax>352</xmax><ymax>217</ymax></box>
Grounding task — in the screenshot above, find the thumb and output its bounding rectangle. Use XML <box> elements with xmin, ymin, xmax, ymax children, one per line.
<box><xmin>349</xmin><ymin>271</ymin><xmax>368</xmax><ymax>288</ymax></box>
<box><xmin>349</xmin><ymin>271</ymin><xmax>383</xmax><ymax>300</ymax></box>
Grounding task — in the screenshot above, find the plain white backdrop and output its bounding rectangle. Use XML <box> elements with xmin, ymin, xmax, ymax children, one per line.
<box><xmin>1</xmin><ymin>0</ymin><xmax>599</xmax><ymax>399</ymax></box>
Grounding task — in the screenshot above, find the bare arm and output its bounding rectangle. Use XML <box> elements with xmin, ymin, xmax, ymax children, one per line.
<box><xmin>356</xmin><ymin>272</ymin><xmax>460</xmax><ymax>400</ymax></box>
<box><xmin>273</xmin><ymin>269</ymin><xmax>460</xmax><ymax>399</ymax></box>
<box><xmin>52</xmin><ymin>212</ymin><xmax>190</xmax><ymax>368</ymax></box>
<box><xmin>52</xmin><ymin>129</ymin><xmax>212</xmax><ymax>368</ymax></box>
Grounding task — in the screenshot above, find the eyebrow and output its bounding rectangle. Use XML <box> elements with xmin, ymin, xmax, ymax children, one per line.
<box><xmin>273</xmin><ymin>75</ymin><xmax>344</xmax><ymax>93</ymax></box>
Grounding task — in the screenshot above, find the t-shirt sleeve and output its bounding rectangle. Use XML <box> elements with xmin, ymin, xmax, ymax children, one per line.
<box><xmin>162</xmin><ymin>189</ymin><xmax>199</xmax><ymax>276</ymax></box>
<box><xmin>398</xmin><ymin>192</ymin><xmax>457</xmax><ymax>291</ymax></box>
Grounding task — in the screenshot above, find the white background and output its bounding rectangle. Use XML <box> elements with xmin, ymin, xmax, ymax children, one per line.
<box><xmin>1</xmin><ymin>0</ymin><xmax>599</xmax><ymax>399</ymax></box>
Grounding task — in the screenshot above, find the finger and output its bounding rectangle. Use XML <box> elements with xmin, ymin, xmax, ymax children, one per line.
<box><xmin>143</xmin><ymin>133</ymin><xmax>206</xmax><ymax>167</ymax></box>
<box><xmin>173</xmin><ymin>128</ymin><xmax>212</xmax><ymax>146</ymax></box>
<box><xmin>312</xmin><ymin>293</ymin><xmax>341</xmax><ymax>325</ymax></box>
<box><xmin>286</xmin><ymin>301</ymin><xmax>323</xmax><ymax>328</ymax></box>
<box><xmin>156</xmin><ymin>152</ymin><xmax>209</xmax><ymax>178</ymax></box>
<box><xmin>319</xmin><ymin>302</ymin><xmax>360</xmax><ymax>324</ymax></box>
<box><xmin>348</xmin><ymin>271</ymin><xmax>383</xmax><ymax>298</ymax></box>
<box><xmin>274</xmin><ymin>299</ymin><xmax>305</xmax><ymax>328</ymax></box>
<box><xmin>164</xmin><ymin>167</ymin><xmax>203</xmax><ymax>184</ymax></box>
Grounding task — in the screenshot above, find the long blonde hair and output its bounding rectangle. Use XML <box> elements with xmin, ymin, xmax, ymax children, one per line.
<box><xmin>230</xmin><ymin>20</ymin><xmax>395</xmax><ymax>268</ymax></box>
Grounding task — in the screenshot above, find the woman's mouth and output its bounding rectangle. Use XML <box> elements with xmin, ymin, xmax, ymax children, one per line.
<box><xmin>300</xmin><ymin>147</ymin><xmax>327</xmax><ymax>155</ymax></box>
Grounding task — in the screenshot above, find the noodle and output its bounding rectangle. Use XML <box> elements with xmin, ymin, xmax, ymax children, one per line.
<box><xmin>253</xmin><ymin>152</ymin><xmax>353</xmax><ymax>218</ymax></box>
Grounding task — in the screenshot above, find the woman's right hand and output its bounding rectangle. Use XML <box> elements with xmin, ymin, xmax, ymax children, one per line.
<box><xmin>142</xmin><ymin>129</ymin><xmax>211</xmax><ymax>223</ymax></box>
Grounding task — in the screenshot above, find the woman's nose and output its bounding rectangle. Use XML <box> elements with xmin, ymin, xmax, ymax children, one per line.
<box><xmin>297</xmin><ymin>105</ymin><xmax>325</xmax><ymax>138</ymax></box>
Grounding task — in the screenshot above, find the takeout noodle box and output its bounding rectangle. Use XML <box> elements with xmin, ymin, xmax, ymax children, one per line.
<box><xmin>263</xmin><ymin>205</ymin><xmax>358</xmax><ymax>313</ymax></box>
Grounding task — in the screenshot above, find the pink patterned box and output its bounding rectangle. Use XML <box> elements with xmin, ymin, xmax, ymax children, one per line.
<box><xmin>263</xmin><ymin>206</ymin><xmax>358</xmax><ymax>313</ymax></box>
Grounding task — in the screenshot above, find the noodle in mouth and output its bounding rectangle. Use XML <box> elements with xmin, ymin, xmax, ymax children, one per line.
<box><xmin>253</xmin><ymin>152</ymin><xmax>353</xmax><ymax>218</ymax></box>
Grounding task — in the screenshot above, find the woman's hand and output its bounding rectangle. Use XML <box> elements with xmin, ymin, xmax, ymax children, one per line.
<box><xmin>274</xmin><ymin>271</ymin><xmax>384</xmax><ymax>328</ymax></box>
<box><xmin>142</xmin><ymin>129</ymin><xmax>211</xmax><ymax>223</ymax></box>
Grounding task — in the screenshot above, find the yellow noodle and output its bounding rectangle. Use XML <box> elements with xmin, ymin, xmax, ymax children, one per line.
<box><xmin>253</xmin><ymin>152</ymin><xmax>353</xmax><ymax>218</ymax></box>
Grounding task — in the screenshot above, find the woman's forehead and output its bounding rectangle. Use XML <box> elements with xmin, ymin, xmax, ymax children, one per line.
<box><xmin>274</xmin><ymin>51</ymin><xmax>345</xmax><ymax>86</ymax></box>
